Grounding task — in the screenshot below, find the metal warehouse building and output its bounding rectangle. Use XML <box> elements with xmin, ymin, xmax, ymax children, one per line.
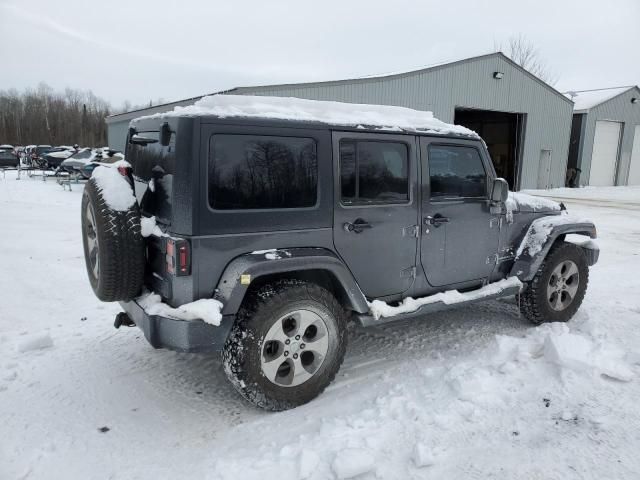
<box><xmin>107</xmin><ymin>52</ymin><xmax>574</xmax><ymax>190</ymax></box>
<box><xmin>566</xmin><ymin>86</ymin><xmax>640</xmax><ymax>186</ymax></box>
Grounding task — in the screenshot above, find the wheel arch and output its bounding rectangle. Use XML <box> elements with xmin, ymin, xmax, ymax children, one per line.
<box><xmin>510</xmin><ymin>220</ymin><xmax>598</xmax><ymax>282</ymax></box>
<box><xmin>215</xmin><ymin>248</ymin><xmax>369</xmax><ymax>316</ymax></box>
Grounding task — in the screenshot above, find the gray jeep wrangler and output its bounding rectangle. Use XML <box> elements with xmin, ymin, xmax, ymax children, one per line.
<box><xmin>81</xmin><ymin>98</ymin><xmax>598</xmax><ymax>410</ymax></box>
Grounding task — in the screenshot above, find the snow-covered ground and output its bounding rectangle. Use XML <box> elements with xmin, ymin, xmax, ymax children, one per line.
<box><xmin>1</xmin><ymin>176</ymin><xmax>639</xmax><ymax>480</ymax></box>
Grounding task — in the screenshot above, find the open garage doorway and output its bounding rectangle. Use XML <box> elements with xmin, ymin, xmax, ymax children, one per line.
<box><xmin>455</xmin><ymin>108</ymin><xmax>525</xmax><ymax>190</ymax></box>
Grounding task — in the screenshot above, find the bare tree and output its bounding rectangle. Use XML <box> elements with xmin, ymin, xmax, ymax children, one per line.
<box><xmin>0</xmin><ymin>84</ymin><xmax>111</xmax><ymax>146</ymax></box>
<box><xmin>495</xmin><ymin>35</ymin><xmax>558</xmax><ymax>86</ymax></box>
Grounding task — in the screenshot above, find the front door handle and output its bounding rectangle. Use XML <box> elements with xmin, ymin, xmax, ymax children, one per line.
<box><xmin>425</xmin><ymin>214</ymin><xmax>449</xmax><ymax>228</ymax></box>
<box><xmin>344</xmin><ymin>218</ymin><xmax>373</xmax><ymax>233</ymax></box>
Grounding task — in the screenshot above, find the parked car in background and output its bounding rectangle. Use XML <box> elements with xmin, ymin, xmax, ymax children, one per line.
<box><xmin>0</xmin><ymin>145</ymin><xmax>18</xmax><ymax>168</ymax></box>
<box><xmin>42</xmin><ymin>146</ymin><xmax>76</xmax><ymax>168</ymax></box>
<box><xmin>61</xmin><ymin>147</ymin><xmax>123</xmax><ymax>178</ymax></box>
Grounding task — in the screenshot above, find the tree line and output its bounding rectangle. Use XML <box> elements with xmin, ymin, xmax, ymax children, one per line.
<box><xmin>0</xmin><ymin>83</ymin><xmax>112</xmax><ymax>147</ymax></box>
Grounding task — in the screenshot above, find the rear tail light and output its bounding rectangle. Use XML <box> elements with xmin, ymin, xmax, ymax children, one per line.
<box><xmin>166</xmin><ymin>238</ymin><xmax>191</xmax><ymax>276</ymax></box>
<box><xmin>117</xmin><ymin>164</ymin><xmax>131</xmax><ymax>177</ymax></box>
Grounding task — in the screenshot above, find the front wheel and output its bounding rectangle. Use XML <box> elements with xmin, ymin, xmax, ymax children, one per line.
<box><xmin>519</xmin><ymin>241</ymin><xmax>589</xmax><ymax>324</ymax></box>
<box><xmin>222</xmin><ymin>281</ymin><xmax>348</xmax><ymax>411</ymax></box>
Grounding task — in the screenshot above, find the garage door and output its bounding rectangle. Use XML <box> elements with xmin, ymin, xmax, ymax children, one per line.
<box><xmin>589</xmin><ymin>120</ymin><xmax>622</xmax><ymax>186</ymax></box>
<box><xmin>628</xmin><ymin>125</ymin><xmax>640</xmax><ymax>186</ymax></box>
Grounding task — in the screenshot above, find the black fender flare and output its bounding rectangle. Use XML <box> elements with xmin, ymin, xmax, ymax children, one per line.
<box><xmin>509</xmin><ymin>218</ymin><xmax>598</xmax><ymax>282</ymax></box>
<box><xmin>215</xmin><ymin>247</ymin><xmax>369</xmax><ymax>315</ymax></box>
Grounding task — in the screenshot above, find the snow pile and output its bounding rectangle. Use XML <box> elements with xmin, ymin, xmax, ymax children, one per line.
<box><xmin>493</xmin><ymin>322</ymin><xmax>633</xmax><ymax>382</ymax></box>
<box><xmin>137</xmin><ymin>292</ymin><xmax>223</xmax><ymax>326</ymax></box>
<box><xmin>90</xmin><ymin>161</ymin><xmax>136</xmax><ymax>212</ymax></box>
<box><xmin>16</xmin><ymin>333</ymin><xmax>54</xmax><ymax>353</ymax></box>
<box><xmin>332</xmin><ymin>448</ymin><xmax>376</xmax><ymax>479</ymax></box>
<box><xmin>211</xmin><ymin>320</ymin><xmax>634</xmax><ymax>478</ymax></box>
<box><xmin>506</xmin><ymin>192</ymin><xmax>561</xmax><ymax>214</ymax></box>
<box><xmin>368</xmin><ymin>277</ymin><xmax>522</xmax><ymax>320</ymax></box>
<box><xmin>140</xmin><ymin>216</ymin><xmax>166</xmax><ymax>238</ymax></box>
<box><xmin>515</xmin><ymin>213</ymin><xmax>593</xmax><ymax>257</ymax></box>
<box><xmin>139</xmin><ymin>94</ymin><xmax>478</xmax><ymax>137</ymax></box>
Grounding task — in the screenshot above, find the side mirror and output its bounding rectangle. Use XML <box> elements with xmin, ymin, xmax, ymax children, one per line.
<box><xmin>491</xmin><ymin>177</ymin><xmax>509</xmax><ymax>203</ymax></box>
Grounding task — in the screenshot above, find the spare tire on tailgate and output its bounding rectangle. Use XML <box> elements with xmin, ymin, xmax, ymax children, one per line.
<box><xmin>81</xmin><ymin>164</ymin><xmax>145</xmax><ymax>302</ymax></box>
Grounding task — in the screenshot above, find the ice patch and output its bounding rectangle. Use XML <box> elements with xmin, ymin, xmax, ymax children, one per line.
<box><xmin>16</xmin><ymin>333</ymin><xmax>54</xmax><ymax>353</ymax></box>
<box><xmin>137</xmin><ymin>292</ymin><xmax>223</xmax><ymax>326</ymax></box>
<box><xmin>138</xmin><ymin>94</ymin><xmax>478</xmax><ymax>137</ymax></box>
<box><xmin>91</xmin><ymin>161</ymin><xmax>135</xmax><ymax>212</ymax></box>
<box><xmin>368</xmin><ymin>277</ymin><xmax>522</xmax><ymax>320</ymax></box>
<box><xmin>332</xmin><ymin>448</ymin><xmax>375</xmax><ymax>479</ymax></box>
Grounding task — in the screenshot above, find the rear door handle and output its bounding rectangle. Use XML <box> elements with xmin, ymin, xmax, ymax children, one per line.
<box><xmin>344</xmin><ymin>218</ymin><xmax>372</xmax><ymax>233</ymax></box>
<box><xmin>425</xmin><ymin>214</ymin><xmax>449</xmax><ymax>227</ymax></box>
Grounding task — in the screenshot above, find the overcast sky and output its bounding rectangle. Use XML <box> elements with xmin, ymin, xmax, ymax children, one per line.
<box><xmin>1</xmin><ymin>0</ymin><xmax>639</xmax><ymax>108</ymax></box>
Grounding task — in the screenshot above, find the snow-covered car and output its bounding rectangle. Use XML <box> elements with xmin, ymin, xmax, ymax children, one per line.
<box><xmin>41</xmin><ymin>147</ymin><xmax>76</xmax><ymax>169</ymax></box>
<box><xmin>61</xmin><ymin>147</ymin><xmax>124</xmax><ymax>178</ymax></box>
<box><xmin>80</xmin><ymin>95</ymin><xmax>600</xmax><ymax>411</ymax></box>
<box><xmin>0</xmin><ymin>145</ymin><xmax>18</xmax><ymax>168</ymax></box>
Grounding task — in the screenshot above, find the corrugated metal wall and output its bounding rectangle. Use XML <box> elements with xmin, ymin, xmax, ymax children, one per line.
<box><xmin>578</xmin><ymin>87</ymin><xmax>640</xmax><ymax>185</ymax></box>
<box><xmin>233</xmin><ymin>54</ymin><xmax>574</xmax><ymax>190</ymax></box>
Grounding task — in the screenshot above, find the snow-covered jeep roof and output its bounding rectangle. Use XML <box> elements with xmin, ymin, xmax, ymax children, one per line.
<box><xmin>133</xmin><ymin>94</ymin><xmax>479</xmax><ymax>138</ymax></box>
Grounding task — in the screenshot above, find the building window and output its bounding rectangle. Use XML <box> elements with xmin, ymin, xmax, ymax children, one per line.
<box><xmin>428</xmin><ymin>145</ymin><xmax>487</xmax><ymax>198</ymax></box>
<box><xmin>340</xmin><ymin>140</ymin><xmax>409</xmax><ymax>205</ymax></box>
<box><xmin>208</xmin><ymin>134</ymin><xmax>317</xmax><ymax>210</ymax></box>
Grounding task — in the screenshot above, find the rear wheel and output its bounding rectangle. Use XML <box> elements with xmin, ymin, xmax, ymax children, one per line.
<box><xmin>519</xmin><ymin>241</ymin><xmax>589</xmax><ymax>324</ymax></box>
<box><xmin>222</xmin><ymin>280</ymin><xmax>348</xmax><ymax>411</ymax></box>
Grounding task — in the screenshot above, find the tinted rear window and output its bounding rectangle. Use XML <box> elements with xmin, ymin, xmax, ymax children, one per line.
<box><xmin>339</xmin><ymin>140</ymin><xmax>409</xmax><ymax>204</ymax></box>
<box><xmin>208</xmin><ymin>134</ymin><xmax>318</xmax><ymax>210</ymax></box>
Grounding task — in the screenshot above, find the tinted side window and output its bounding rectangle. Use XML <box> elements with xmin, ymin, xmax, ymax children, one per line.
<box><xmin>428</xmin><ymin>145</ymin><xmax>487</xmax><ymax>198</ymax></box>
<box><xmin>340</xmin><ymin>140</ymin><xmax>409</xmax><ymax>205</ymax></box>
<box><xmin>209</xmin><ymin>135</ymin><xmax>317</xmax><ymax>210</ymax></box>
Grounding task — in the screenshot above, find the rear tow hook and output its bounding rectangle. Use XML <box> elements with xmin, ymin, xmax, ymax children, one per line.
<box><xmin>114</xmin><ymin>312</ymin><xmax>135</xmax><ymax>329</ymax></box>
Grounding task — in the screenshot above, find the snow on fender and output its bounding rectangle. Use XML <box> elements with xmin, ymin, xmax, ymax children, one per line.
<box><xmin>81</xmin><ymin>162</ymin><xmax>145</xmax><ymax>302</ymax></box>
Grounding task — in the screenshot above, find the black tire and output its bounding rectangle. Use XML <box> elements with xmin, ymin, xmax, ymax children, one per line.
<box><xmin>519</xmin><ymin>241</ymin><xmax>589</xmax><ymax>324</ymax></box>
<box><xmin>81</xmin><ymin>177</ymin><xmax>144</xmax><ymax>302</ymax></box>
<box><xmin>223</xmin><ymin>280</ymin><xmax>348</xmax><ymax>411</ymax></box>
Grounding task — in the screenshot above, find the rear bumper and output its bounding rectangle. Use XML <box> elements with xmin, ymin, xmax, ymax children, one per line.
<box><xmin>119</xmin><ymin>299</ymin><xmax>234</xmax><ymax>353</ymax></box>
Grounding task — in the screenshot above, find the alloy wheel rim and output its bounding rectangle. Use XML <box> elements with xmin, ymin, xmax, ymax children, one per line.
<box><xmin>260</xmin><ymin>309</ymin><xmax>330</xmax><ymax>387</ymax></box>
<box><xmin>85</xmin><ymin>202</ymin><xmax>99</xmax><ymax>280</ymax></box>
<box><xmin>547</xmin><ymin>260</ymin><xmax>579</xmax><ymax>311</ymax></box>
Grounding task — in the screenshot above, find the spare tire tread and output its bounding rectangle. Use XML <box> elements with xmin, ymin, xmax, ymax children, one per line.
<box><xmin>81</xmin><ymin>177</ymin><xmax>145</xmax><ymax>302</ymax></box>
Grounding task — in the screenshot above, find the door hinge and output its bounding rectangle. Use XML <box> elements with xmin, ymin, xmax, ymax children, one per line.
<box><xmin>489</xmin><ymin>217</ymin><xmax>502</xmax><ymax>229</ymax></box>
<box><xmin>486</xmin><ymin>254</ymin><xmax>499</xmax><ymax>265</ymax></box>
<box><xmin>402</xmin><ymin>225</ymin><xmax>419</xmax><ymax>238</ymax></box>
<box><xmin>400</xmin><ymin>266</ymin><xmax>417</xmax><ymax>278</ymax></box>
